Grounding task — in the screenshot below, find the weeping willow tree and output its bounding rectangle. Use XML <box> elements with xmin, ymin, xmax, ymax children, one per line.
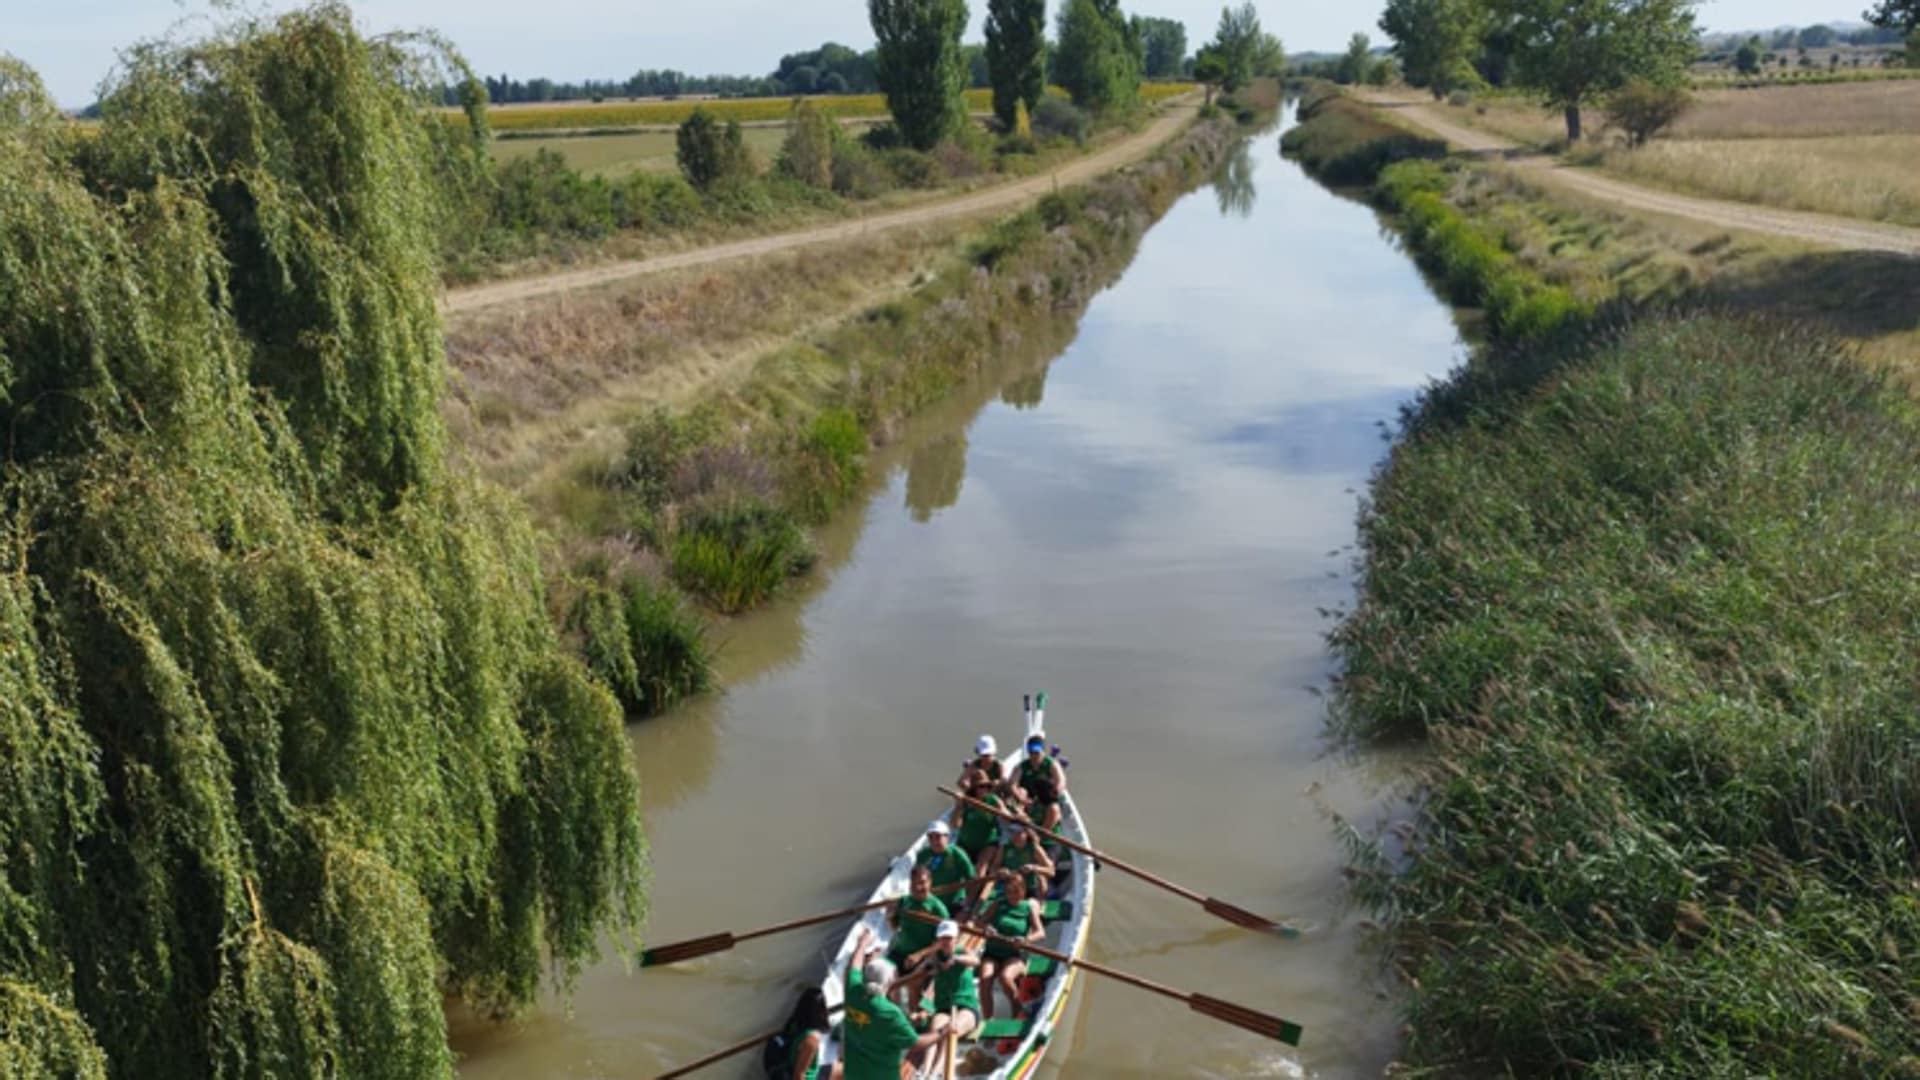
<box><xmin>0</xmin><ymin>7</ymin><xmax>644</xmax><ymax>1077</ymax></box>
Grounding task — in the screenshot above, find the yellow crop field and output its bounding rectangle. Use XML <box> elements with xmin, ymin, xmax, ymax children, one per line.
<box><xmin>474</xmin><ymin>84</ymin><xmax>1194</xmax><ymax>133</ymax></box>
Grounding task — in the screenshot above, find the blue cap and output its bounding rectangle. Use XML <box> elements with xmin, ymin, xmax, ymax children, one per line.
<box><xmin>1026</xmin><ymin>734</ymin><xmax>1046</xmax><ymax>750</ymax></box>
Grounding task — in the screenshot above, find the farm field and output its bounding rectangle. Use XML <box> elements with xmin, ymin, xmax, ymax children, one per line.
<box><xmin>1425</xmin><ymin>79</ymin><xmax>1920</xmax><ymax>225</ymax></box>
<box><xmin>490</xmin><ymin>122</ymin><xmax>876</xmax><ymax>178</ymax></box>
<box><xmin>474</xmin><ymin>82</ymin><xmax>1196</xmax><ymax>132</ymax></box>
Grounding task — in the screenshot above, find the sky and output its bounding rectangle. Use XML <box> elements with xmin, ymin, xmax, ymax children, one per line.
<box><xmin>12</xmin><ymin>0</ymin><xmax>1872</xmax><ymax>108</ymax></box>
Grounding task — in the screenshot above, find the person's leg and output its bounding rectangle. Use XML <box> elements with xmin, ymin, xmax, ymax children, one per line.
<box><xmin>996</xmin><ymin>960</ymin><xmax>1026</xmax><ymax>1017</ymax></box>
<box><xmin>978</xmin><ymin>958</ymin><xmax>1000</xmax><ymax>1020</ymax></box>
<box><xmin>908</xmin><ymin>1013</ymin><xmax>952</xmax><ymax>1070</ymax></box>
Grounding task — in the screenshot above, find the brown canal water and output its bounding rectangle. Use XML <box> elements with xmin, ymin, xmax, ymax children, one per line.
<box><xmin>453</xmin><ymin>109</ymin><xmax>1465</xmax><ymax>1078</ymax></box>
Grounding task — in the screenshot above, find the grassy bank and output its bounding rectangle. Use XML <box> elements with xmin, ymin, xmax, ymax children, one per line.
<box><xmin>1278</xmin><ymin>85</ymin><xmax>1445</xmax><ymax>186</ymax></box>
<box><xmin>1291</xmin><ymin>84</ymin><xmax>1920</xmax><ymax>1076</ymax></box>
<box><xmin>1333</xmin><ymin>312</ymin><xmax>1920</xmax><ymax>1076</ymax></box>
<box><xmin>505</xmin><ymin>83</ymin><xmax>1277</xmax><ymax>718</ymax></box>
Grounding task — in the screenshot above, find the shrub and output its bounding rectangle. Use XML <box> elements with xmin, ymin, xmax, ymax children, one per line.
<box><xmin>565</xmin><ymin>568</ymin><xmax>712</xmax><ymax>718</ymax></box>
<box><xmin>1031</xmin><ymin>95</ymin><xmax>1092</xmax><ymax>143</ymax></box>
<box><xmin>617</xmin><ymin>408</ymin><xmax>718</xmax><ymax>511</ymax></box>
<box><xmin>669</xmin><ymin>498</ymin><xmax>816</xmax><ymax>613</ymax></box>
<box><xmin>1280</xmin><ymin>94</ymin><xmax>1446</xmax><ymax>186</ymax></box>
<box><xmin>675</xmin><ymin>108</ymin><xmax>753</xmax><ymax>191</ymax></box>
<box><xmin>1447</xmin><ymin>88</ymin><xmax>1472</xmax><ymax>106</ymax></box>
<box><xmin>489</xmin><ymin>149</ymin><xmax>618</xmax><ymax>238</ymax></box>
<box><xmin>777</xmin><ymin>98</ymin><xmax>836</xmax><ymax>188</ymax></box>
<box><xmin>883</xmin><ymin>147</ymin><xmax>946</xmax><ymax>188</ymax></box>
<box><xmin>831</xmin><ymin>141</ymin><xmax>893</xmax><ymax>198</ymax></box>
<box><xmin>786</xmin><ymin>408</ymin><xmax>868</xmax><ymax>521</ymax></box>
<box><xmin>1604</xmin><ymin>78</ymin><xmax>1691</xmax><ymax>148</ymax></box>
<box><xmin>930</xmin><ymin>138</ymin><xmax>987</xmax><ymax>179</ymax></box>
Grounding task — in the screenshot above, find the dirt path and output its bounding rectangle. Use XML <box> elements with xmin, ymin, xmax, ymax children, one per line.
<box><xmin>1360</xmin><ymin>95</ymin><xmax>1920</xmax><ymax>257</ymax></box>
<box><xmin>444</xmin><ymin>103</ymin><xmax>1199</xmax><ymax>317</ymax></box>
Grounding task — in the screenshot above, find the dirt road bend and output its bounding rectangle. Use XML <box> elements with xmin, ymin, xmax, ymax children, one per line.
<box><xmin>444</xmin><ymin>103</ymin><xmax>1199</xmax><ymax>317</ymax></box>
<box><xmin>1360</xmin><ymin>95</ymin><xmax>1920</xmax><ymax>258</ymax></box>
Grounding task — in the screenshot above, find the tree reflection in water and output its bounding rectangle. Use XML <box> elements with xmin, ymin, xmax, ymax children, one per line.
<box><xmin>1212</xmin><ymin>139</ymin><xmax>1257</xmax><ymax>219</ymax></box>
<box><xmin>904</xmin><ymin>432</ymin><xmax>968</xmax><ymax>522</ymax></box>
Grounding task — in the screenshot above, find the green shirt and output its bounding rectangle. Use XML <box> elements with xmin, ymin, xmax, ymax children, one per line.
<box><xmin>956</xmin><ymin>794</ymin><xmax>1004</xmax><ymax>854</ymax></box>
<box><xmin>915</xmin><ymin>843</ymin><xmax>975</xmax><ymax>892</ymax></box>
<box><xmin>888</xmin><ymin>894</ymin><xmax>949</xmax><ymax>961</ymax></box>
<box><xmin>932</xmin><ymin>955</ymin><xmax>981</xmax><ymax>1015</ymax></box>
<box><xmin>843</xmin><ymin>966</ymin><xmax>918</xmax><ymax>1080</ymax></box>
<box><xmin>1002</xmin><ymin>840</ymin><xmax>1047</xmax><ymax>895</ymax></box>
<box><xmin>983</xmin><ymin>897</ymin><xmax>1035</xmax><ymax>960</ymax></box>
<box><xmin>790</xmin><ymin>1028</ymin><xmax>825</xmax><ymax>1080</ymax></box>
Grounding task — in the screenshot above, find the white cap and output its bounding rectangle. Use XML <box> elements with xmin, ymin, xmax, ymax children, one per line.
<box><xmin>935</xmin><ymin>919</ymin><xmax>960</xmax><ymax>940</ymax></box>
<box><xmin>975</xmin><ymin>734</ymin><xmax>997</xmax><ymax>756</ymax></box>
<box><xmin>927</xmin><ymin>820</ymin><xmax>951</xmax><ymax>837</ymax></box>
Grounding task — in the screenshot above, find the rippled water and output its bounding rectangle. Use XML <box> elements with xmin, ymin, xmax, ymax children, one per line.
<box><xmin>454</xmin><ymin>107</ymin><xmax>1467</xmax><ymax>1079</ymax></box>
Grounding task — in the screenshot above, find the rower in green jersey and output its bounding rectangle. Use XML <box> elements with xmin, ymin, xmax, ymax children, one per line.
<box><xmin>914</xmin><ymin>819</ymin><xmax>975</xmax><ymax>895</ymax></box>
<box><xmin>998</xmin><ymin>820</ymin><xmax>1056</xmax><ymax>900</ymax></box>
<box><xmin>1013</xmin><ymin>732</ymin><xmax>1067</xmax><ymax>832</ymax></box>
<box><xmin>885</xmin><ymin>864</ymin><xmax>948</xmax><ymax>1008</ymax></box>
<box><xmin>841</xmin><ymin>927</ymin><xmax>918</xmax><ymax>1080</ymax></box>
<box><xmin>953</xmin><ymin>767</ymin><xmax>1007</xmax><ymax>867</ymax></box>
<box><xmin>903</xmin><ymin>919</ymin><xmax>981</xmax><ymax>1075</ymax></box>
<box><xmin>977</xmin><ymin>871</ymin><xmax>1046</xmax><ymax>1022</ymax></box>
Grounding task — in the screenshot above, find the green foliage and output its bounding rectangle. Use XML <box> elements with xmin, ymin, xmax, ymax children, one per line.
<box><xmin>1333</xmin><ymin>312</ymin><xmax>1920</xmax><ymax>1074</ymax></box>
<box><xmin>563</xmin><ymin>569</ymin><xmax>711</xmax><ymax>718</ymax></box>
<box><xmin>1733</xmin><ymin>37</ymin><xmax>1763</xmax><ymax>74</ymax></box>
<box><xmin>1866</xmin><ymin>0</ymin><xmax>1919</xmax><ymax>34</ymax></box>
<box><xmin>1193</xmin><ymin>48</ymin><xmax>1230</xmax><ymax>102</ymax></box>
<box><xmin>786</xmin><ymin>408</ymin><xmax>869</xmax><ymax>522</ymax></box>
<box><xmin>1380</xmin><ymin>0</ymin><xmax>1483</xmax><ymax>98</ymax></box>
<box><xmin>675</xmin><ymin>108</ymin><xmax>752</xmax><ymax>191</ymax></box>
<box><xmin>1335</xmin><ymin>32</ymin><xmax>1376</xmax><ymax>85</ymax></box>
<box><xmin>1055</xmin><ymin>0</ymin><xmax>1143</xmax><ymax>113</ymax></box>
<box><xmin>0</xmin><ymin>9</ymin><xmax>646</xmax><ymax>1078</ymax></box>
<box><xmin>1604</xmin><ymin>78</ymin><xmax>1691</xmax><ymax>148</ymax></box>
<box><xmin>985</xmin><ymin>0</ymin><xmax>1048</xmax><ymax>129</ymax></box>
<box><xmin>1496</xmin><ymin>0</ymin><xmax>1698</xmax><ymax>140</ymax></box>
<box><xmin>869</xmin><ymin>0</ymin><xmax>970</xmax><ymax>150</ymax></box>
<box><xmin>1207</xmin><ymin>3</ymin><xmax>1264</xmax><ymax>91</ymax></box>
<box><xmin>1375</xmin><ymin>159</ymin><xmax>1588</xmax><ymax>341</ymax></box>
<box><xmin>1132</xmin><ymin>15</ymin><xmax>1189</xmax><ymax>78</ymax></box>
<box><xmin>778</xmin><ymin>99</ymin><xmax>838</xmax><ymax>188</ymax></box>
<box><xmin>1279</xmin><ymin>90</ymin><xmax>1447</xmax><ymax>186</ymax></box>
<box><xmin>669</xmin><ymin>498</ymin><xmax>816</xmax><ymax>613</ymax></box>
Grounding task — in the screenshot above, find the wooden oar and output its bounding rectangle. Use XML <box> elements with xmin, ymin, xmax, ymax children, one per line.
<box><xmin>900</xmin><ymin>909</ymin><xmax>1304</xmax><ymax>1047</ymax></box>
<box><xmin>939</xmin><ymin>786</ymin><xmax>1300</xmax><ymax>937</ymax></box>
<box><xmin>642</xmin><ymin>878</ymin><xmax>969</xmax><ymax>967</ymax></box>
<box><xmin>654</xmin><ymin>1004</ymin><xmax>844</xmax><ymax>1079</ymax></box>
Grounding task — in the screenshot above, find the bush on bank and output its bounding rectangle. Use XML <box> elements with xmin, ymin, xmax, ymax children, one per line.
<box><xmin>1278</xmin><ymin>84</ymin><xmax>1445</xmax><ymax>187</ymax></box>
<box><xmin>1333</xmin><ymin>312</ymin><xmax>1920</xmax><ymax>1075</ymax></box>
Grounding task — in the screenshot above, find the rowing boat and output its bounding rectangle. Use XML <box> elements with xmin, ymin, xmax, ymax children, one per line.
<box><xmin>815</xmin><ymin>695</ymin><xmax>1094</xmax><ymax>1079</ymax></box>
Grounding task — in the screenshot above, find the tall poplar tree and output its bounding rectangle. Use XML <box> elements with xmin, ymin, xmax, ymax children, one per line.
<box><xmin>986</xmin><ymin>0</ymin><xmax>1048</xmax><ymax>129</ymax></box>
<box><xmin>870</xmin><ymin>0</ymin><xmax>971</xmax><ymax>149</ymax></box>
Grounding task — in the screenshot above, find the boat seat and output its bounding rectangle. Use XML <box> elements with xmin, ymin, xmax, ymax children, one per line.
<box><xmin>965</xmin><ymin>1017</ymin><xmax>1028</xmax><ymax>1044</ymax></box>
<box><xmin>1039</xmin><ymin>900</ymin><xmax>1071</xmax><ymax>922</ymax></box>
<box><xmin>1025</xmin><ymin>955</ymin><xmax>1056</xmax><ymax>978</ymax></box>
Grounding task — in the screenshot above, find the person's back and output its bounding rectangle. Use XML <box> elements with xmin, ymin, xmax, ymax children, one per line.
<box><xmin>842</xmin><ymin>931</ymin><xmax>918</xmax><ymax>1080</ymax></box>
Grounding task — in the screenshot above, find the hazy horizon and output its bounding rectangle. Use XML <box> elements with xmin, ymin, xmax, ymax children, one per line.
<box><xmin>14</xmin><ymin>0</ymin><xmax>1882</xmax><ymax>108</ymax></box>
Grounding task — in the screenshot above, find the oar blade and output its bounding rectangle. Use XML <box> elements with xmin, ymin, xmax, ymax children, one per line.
<box><xmin>1202</xmin><ymin>896</ymin><xmax>1300</xmax><ymax>937</ymax></box>
<box><xmin>641</xmin><ymin>932</ymin><xmax>736</xmax><ymax>968</ymax></box>
<box><xmin>1191</xmin><ymin>994</ymin><xmax>1305</xmax><ymax>1047</ymax></box>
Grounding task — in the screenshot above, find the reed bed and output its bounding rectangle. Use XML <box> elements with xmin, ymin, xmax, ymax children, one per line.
<box><xmin>1334</xmin><ymin>312</ymin><xmax>1920</xmax><ymax>1076</ymax></box>
<box><xmin>1603</xmin><ymin>134</ymin><xmax>1920</xmax><ymax>226</ymax></box>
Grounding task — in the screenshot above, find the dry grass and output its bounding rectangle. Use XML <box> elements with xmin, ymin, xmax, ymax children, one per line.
<box><xmin>442</xmin><ymin>220</ymin><xmax>970</xmax><ymax>497</ymax></box>
<box><xmin>1603</xmin><ymin>135</ymin><xmax>1920</xmax><ymax>226</ymax></box>
<box><xmin>1670</xmin><ymin>80</ymin><xmax>1920</xmax><ymax>139</ymax></box>
<box><xmin>490</xmin><ymin>125</ymin><xmax>875</xmax><ymax>179</ymax></box>
<box><xmin>1432</xmin><ymin>95</ymin><xmax>1571</xmax><ymax>149</ymax></box>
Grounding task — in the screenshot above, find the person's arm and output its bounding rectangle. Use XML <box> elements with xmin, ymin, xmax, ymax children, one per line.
<box><xmin>1024</xmin><ymin>900</ymin><xmax>1045</xmax><ymax>941</ymax></box>
<box><xmin>881</xmin><ymin>998</ymin><xmax>920</xmax><ymax>1052</ymax></box>
<box><xmin>850</xmin><ymin>927</ymin><xmax>875</xmax><ymax>987</ymax></box>
<box><xmin>791</xmin><ymin>1031</ymin><xmax>821</xmax><ymax>1080</ymax></box>
<box><xmin>955</xmin><ymin>846</ymin><xmax>976</xmax><ymax>881</ymax></box>
<box><xmin>1030</xmin><ymin>843</ymin><xmax>1055</xmax><ymax>880</ymax></box>
<box><xmin>1050</xmin><ymin>758</ymin><xmax>1067</xmax><ymax>793</ymax></box>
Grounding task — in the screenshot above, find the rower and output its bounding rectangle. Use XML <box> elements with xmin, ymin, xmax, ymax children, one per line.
<box><xmin>839</xmin><ymin>928</ymin><xmax>918</xmax><ymax>1080</ymax></box>
<box><xmin>952</xmin><ymin>768</ymin><xmax>1007</xmax><ymax>869</ymax></box>
<box><xmin>976</xmin><ymin>871</ymin><xmax>1045</xmax><ymax>1023</ymax></box>
<box><xmin>903</xmin><ymin>920</ymin><xmax>981</xmax><ymax>1074</ymax></box>
<box><xmin>1012</xmin><ymin>733</ymin><xmax>1067</xmax><ymax>833</ymax></box>
<box><xmin>914</xmin><ymin>820</ymin><xmax>975</xmax><ymax>898</ymax></box>
<box><xmin>884</xmin><ymin>865</ymin><xmax>948</xmax><ymax>1008</ymax></box>
<box><xmin>997</xmin><ymin>820</ymin><xmax>1056</xmax><ymax>900</ymax></box>
<box><xmin>959</xmin><ymin>734</ymin><xmax>1010</xmax><ymax>791</ymax></box>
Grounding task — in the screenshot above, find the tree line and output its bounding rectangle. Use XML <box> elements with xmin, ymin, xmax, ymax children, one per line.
<box><xmin>1376</xmin><ymin>0</ymin><xmax>1920</xmax><ymax>142</ymax></box>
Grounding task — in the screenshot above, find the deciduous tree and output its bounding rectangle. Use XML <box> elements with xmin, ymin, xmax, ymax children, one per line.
<box><xmin>1380</xmin><ymin>0</ymin><xmax>1483</xmax><ymax>98</ymax></box>
<box><xmin>1208</xmin><ymin>2</ymin><xmax>1263</xmax><ymax>90</ymax></box>
<box><xmin>870</xmin><ymin>0</ymin><xmax>970</xmax><ymax>149</ymax></box>
<box><xmin>1336</xmin><ymin>32</ymin><xmax>1376</xmax><ymax>85</ymax></box>
<box><xmin>1132</xmin><ymin>15</ymin><xmax>1190</xmax><ymax>77</ymax></box>
<box><xmin>986</xmin><ymin>0</ymin><xmax>1047</xmax><ymax>129</ymax></box>
<box><xmin>1495</xmin><ymin>0</ymin><xmax>1697</xmax><ymax>142</ymax></box>
<box><xmin>1055</xmin><ymin>0</ymin><xmax>1142</xmax><ymax>112</ymax></box>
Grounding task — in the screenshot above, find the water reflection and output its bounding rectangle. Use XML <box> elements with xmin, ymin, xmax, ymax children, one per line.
<box><xmin>904</xmin><ymin>432</ymin><xmax>967</xmax><ymax>522</ymax></box>
<box><xmin>1212</xmin><ymin>140</ymin><xmax>1257</xmax><ymax>219</ymax></box>
<box><xmin>1000</xmin><ymin>364</ymin><xmax>1050</xmax><ymax>410</ymax></box>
